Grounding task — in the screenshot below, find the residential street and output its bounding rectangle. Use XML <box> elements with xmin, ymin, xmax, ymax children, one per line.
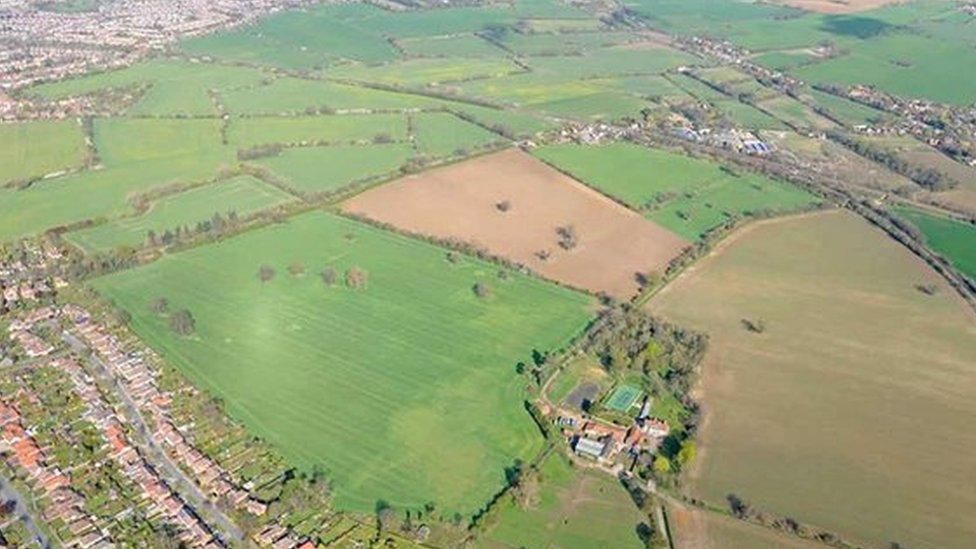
<box><xmin>61</xmin><ymin>331</ymin><xmax>244</xmax><ymax>542</ymax></box>
<box><xmin>0</xmin><ymin>473</ymin><xmax>50</xmax><ymax>548</ymax></box>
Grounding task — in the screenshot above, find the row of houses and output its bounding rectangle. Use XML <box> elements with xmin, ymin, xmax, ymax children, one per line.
<box><xmin>0</xmin><ymin>397</ymin><xmax>108</xmax><ymax>548</ymax></box>
<box><xmin>53</xmin><ymin>355</ymin><xmax>222</xmax><ymax>548</ymax></box>
<box><xmin>68</xmin><ymin>305</ymin><xmax>321</xmax><ymax>548</ymax></box>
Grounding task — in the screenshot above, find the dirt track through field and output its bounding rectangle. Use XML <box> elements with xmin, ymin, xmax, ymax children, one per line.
<box><xmin>342</xmin><ymin>148</ymin><xmax>689</xmax><ymax>298</ymax></box>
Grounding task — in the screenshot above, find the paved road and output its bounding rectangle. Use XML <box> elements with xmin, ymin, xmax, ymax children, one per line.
<box><xmin>0</xmin><ymin>474</ymin><xmax>51</xmax><ymax>548</ymax></box>
<box><xmin>61</xmin><ymin>332</ymin><xmax>244</xmax><ymax>543</ymax></box>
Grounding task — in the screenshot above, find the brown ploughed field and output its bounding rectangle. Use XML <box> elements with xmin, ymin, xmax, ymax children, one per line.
<box><xmin>342</xmin><ymin>148</ymin><xmax>689</xmax><ymax>298</ymax></box>
<box><xmin>771</xmin><ymin>0</ymin><xmax>900</xmax><ymax>13</ymax></box>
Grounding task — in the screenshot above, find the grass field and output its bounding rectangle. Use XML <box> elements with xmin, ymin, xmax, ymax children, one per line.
<box><xmin>331</xmin><ymin>57</ymin><xmax>523</xmax><ymax>87</ymax></box>
<box><xmin>397</xmin><ymin>34</ymin><xmax>506</xmax><ymax>58</ymax></box>
<box><xmin>478</xmin><ymin>453</ymin><xmax>647</xmax><ymax>548</ymax></box>
<box><xmin>413</xmin><ymin>113</ymin><xmax>503</xmax><ymax>157</ymax></box>
<box><xmin>650</xmin><ymin>211</ymin><xmax>976</xmax><ymax>548</ymax></box>
<box><xmin>91</xmin><ymin>211</ymin><xmax>594</xmax><ymax>515</ymax></box>
<box><xmin>894</xmin><ymin>207</ymin><xmax>976</xmax><ymax>280</ymax></box>
<box><xmin>29</xmin><ymin>59</ymin><xmax>267</xmax><ymax>116</ymax></box>
<box><xmin>65</xmin><ymin>175</ymin><xmax>294</xmax><ymax>253</ymax></box>
<box><xmin>226</xmin><ymin>114</ymin><xmax>408</xmax><ymax>148</ymax></box>
<box><xmin>219</xmin><ymin>77</ymin><xmax>446</xmax><ymax>115</ymax></box>
<box><xmin>0</xmin><ymin>117</ymin><xmax>231</xmax><ymax>242</ymax></box>
<box><xmin>253</xmin><ymin>144</ymin><xmax>413</xmax><ymax>195</ymax></box>
<box><xmin>534</xmin><ymin>143</ymin><xmax>817</xmax><ymax>239</ymax></box>
<box><xmin>0</xmin><ymin>120</ymin><xmax>87</xmax><ymax>185</ymax></box>
<box><xmin>180</xmin><ymin>5</ymin><xmax>398</xmax><ymax>68</ymax></box>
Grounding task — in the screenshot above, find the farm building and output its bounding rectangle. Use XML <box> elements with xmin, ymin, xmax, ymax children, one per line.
<box><xmin>574</xmin><ymin>437</ymin><xmax>609</xmax><ymax>460</ymax></box>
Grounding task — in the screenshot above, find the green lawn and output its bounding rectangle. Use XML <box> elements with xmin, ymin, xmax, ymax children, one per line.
<box><xmin>91</xmin><ymin>212</ymin><xmax>594</xmax><ymax>516</ymax></box>
<box><xmin>0</xmin><ymin>120</ymin><xmax>87</xmax><ymax>185</ymax></box>
<box><xmin>227</xmin><ymin>114</ymin><xmax>408</xmax><ymax>149</ymax></box>
<box><xmin>253</xmin><ymin>144</ymin><xmax>413</xmax><ymax>195</ymax></box>
<box><xmin>894</xmin><ymin>207</ymin><xmax>976</xmax><ymax>280</ymax></box>
<box><xmin>65</xmin><ymin>175</ymin><xmax>294</xmax><ymax>253</ymax></box>
<box><xmin>478</xmin><ymin>453</ymin><xmax>647</xmax><ymax>548</ymax></box>
<box><xmin>414</xmin><ymin>113</ymin><xmax>504</xmax><ymax>157</ymax></box>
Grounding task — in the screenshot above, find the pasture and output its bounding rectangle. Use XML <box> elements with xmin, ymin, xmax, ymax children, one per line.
<box><xmin>650</xmin><ymin>211</ymin><xmax>976</xmax><ymax>548</ymax></box>
<box><xmin>478</xmin><ymin>453</ymin><xmax>647</xmax><ymax>548</ymax></box>
<box><xmin>534</xmin><ymin>143</ymin><xmax>817</xmax><ymax>240</ymax></box>
<box><xmin>331</xmin><ymin>57</ymin><xmax>524</xmax><ymax>87</ymax></box>
<box><xmin>91</xmin><ymin>211</ymin><xmax>594</xmax><ymax>515</ymax></box>
<box><xmin>219</xmin><ymin>77</ymin><xmax>446</xmax><ymax>115</ymax></box>
<box><xmin>65</xmin><ymin>175</ymin><xmax>294</xmax><ymax>253</ymax></box>
<box><xmin>252</xmin><ymin>144</ymin><xmax>413</xmax><ymax>195</ymax></box>
<box><xmin>0</xmin><ymin>120</ymin><xmax>87</xmax><ymax>185</ymax></box>
<box><xmin>343</xmin><ymin>148</ymin><xmax>688</xmax><ymax>298</ymax></box>
<box><xmin>894</xmin><ymin>207</ymin><xmax>976</xmax><ymax>280</ymax></box>
<box><xmin>29</xmin><ymin>59</ymin><xmax>267</xmax><ymax>116</ymax></box>
<box><xmin>0</xmin><ymin>117</ymin><xmax>231</xmax><ymax>242</ymax></box>
<box><xmin>397</xmin><ymin>34</ymin><xmax>505</xmax><ymax>58</ymax></box>
<box><xmin>226</xmin><ymin>114</ymin><xmax>408</xmax><ymax>149</ymax></box>
<box><xmin>413</xmin><ymin>113</ymin><xmax>504</xmax><ymax>157</ymax></box>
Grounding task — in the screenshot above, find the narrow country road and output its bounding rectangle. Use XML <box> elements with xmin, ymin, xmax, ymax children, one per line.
<box><xmin>0</xmin><ymin>474</ymin><xmax>51</xmax><ymax>548</ymax></box>
<box><xmin>61</xmin><ymin>332</ymin><xmax>244</xmax><ymax>543</ymax></box>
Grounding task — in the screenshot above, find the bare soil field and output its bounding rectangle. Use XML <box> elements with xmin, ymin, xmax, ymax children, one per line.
<box><xmin>770</xmin><ymin>0</ymin><xmax>901</xmax><ymax>14</ymax></box>
<box><xmin>650</xmin><ymin>210</ymin><xmax>976</xmax><ymax>548</ymax></box>
<box><xmin>343</xmin><ymin>148</ymin><xmax>689</xmax><ymax>298</ymax></box>
<box><xmin>667</xmin><ymin>502</ymin><xmax>819</xmax><ymax>549</ymax></box>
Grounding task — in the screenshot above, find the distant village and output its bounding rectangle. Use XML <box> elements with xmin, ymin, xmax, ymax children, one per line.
<box><xmin>0</xmin><ymin>0</ymin><xmax>316</xmax><ymax>119</ymax></box>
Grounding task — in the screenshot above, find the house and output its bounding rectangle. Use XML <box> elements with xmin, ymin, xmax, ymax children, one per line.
<box><xmin>574</xmin><ymin>437</ymin><xmax>609</xmax><ymax>460</ymax></box>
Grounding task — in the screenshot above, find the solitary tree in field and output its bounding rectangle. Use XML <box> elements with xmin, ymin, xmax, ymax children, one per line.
<box><xmin>151</xmin><ymin>297</ymin><xmax>169</xmax><ymax>314</ymax></box>
<box><xmin>741</xmin><ymin>318</ymin><xmax>766</xmax><ymax>334</ymax></box>
<box><xmin>258</xmin><ymin>264</ymin><xmax>276</xmax><ymax>283</ymax></box>
<box><xmin>495</xmin><ymin>200</ymin><xmax>512</xmax><ymax>212</ymax></box>
<box><xmin>288</xmin><ymin>262</ymin><xmax>305</xmax><ymax>276</ymax></box>
<box><xmin>321</xmin><ymin>267</ymin><xmax>338</xmax><ymax>286</ymax></box>
<box><xmin>473</xmin><ymin>282</ymin><xmax>492</xmax><ymax>299</ymax></box>
<box><xmin>556</xmin><ymin>224</ymin><xmax>578</xmax><ymax>250</ymax></box>
<box><xmin>170</xmin><ymin>309</ymin><xmax>196</xmax><ymax>337</ymax></box>
<box><xmin>345</xmin><ymin>266</ymin><xmax>368</xmax><ymax>289</ymax></box>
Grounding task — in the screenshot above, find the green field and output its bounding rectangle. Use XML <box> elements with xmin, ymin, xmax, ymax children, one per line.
<box><xmin>29</xmin><ymin>59</ymin><xmax>267</xmax><ymax>116</ymax></box>
<box><xmin>91</xmin><ymin>212</ymin><xmax>593</xmax><ymax>515</ymax></box>
<box><xmin>651</xmin><ymin>211</ymin><xmax>976</xmax><ymax>548</ymax></box>
<box><xmin>180</xmin><ymin>5</ymin><xmax>398</xmax><ymax>68</ymax></box>
<box><xmin>397</xmin><ymin>34</ymin><xmax>506</xmax><ymax>58</ymax></box>
<box><xmin>478</xmin><ymin>453</ymin><xmax>647</xmax><ymax>548</ymax></box>
<box><xmin>894</xmin><ymin>207</ymin><xmax>976</xmax><ymax>280</ymax></box>
<box><xmin>604</xmin><ymin>384</ymin><xmax>641</xmax><ymax>412</ymax></box>
<box><xmin>534</xmin><ymin>142</ymin><xmax>817</xmax><ymax>239</ymax></box>
<box><xmin>66</xmin><ymin>175</ymin><xmax>294</xmax><ymax>253</ymax></box>
<box><xmin>331</xmin><ymin>57</ymin><xmax>523</xmax><ymax>87</ymax></box>
<box><xmin>227</xmin><ymin>114</ymin><xmax>408</xmax><ymax>149</ymax></box>
<box><xmin>253</xmin><ymin>144</ymin><xmax>413</xmax><ymax>195</ymax></box>
<box><xmin>219</xmin><ymin>77</ymin><xmax>446</xmax><ymax>115</ymax></box>
<box><xmin>0</xmin><ymin>117</ymin><xmax>231</xmax><ymax>242</ymax></box>
<box><xmin>0</xmin><ymin>120</ymin><xmax>87</xmax><ymax>185</ymax></box>
<box><xmin>414</xmin><ymin>113</ymin><xmax>503</xmax><ymax>157</ymax></box>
